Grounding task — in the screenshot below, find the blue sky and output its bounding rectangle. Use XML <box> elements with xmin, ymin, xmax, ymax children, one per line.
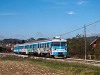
<box><xmin>0</xmin><ymin>0</ymin><xmax>100</xmax><ymax>39</ymax></box>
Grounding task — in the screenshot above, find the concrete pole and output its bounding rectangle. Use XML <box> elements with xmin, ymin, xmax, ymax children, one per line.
<box><xmin>84</xmin><ymin>25</ymin><xmax>87</xmax><ymax>60</ymax></box>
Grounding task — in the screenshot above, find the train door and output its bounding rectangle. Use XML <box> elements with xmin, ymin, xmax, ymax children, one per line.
<box><xmin>29</xmin><ymin>45</ymin><xmax>33</xmax><ymax>54</ymax></box>
<box><xmin>25</xmin><ymin>45</ymin><xmax>30</xmax><ymax>54</ymax></box>
<box><xmin>13</xmin><ymin>46</ymin><xmax>17</xmax><ymax>53</ymax></box>
<box><xmin>19</xmin><ymin>46</ymin><xmax>24</xmax><ymax>54</ymax></box>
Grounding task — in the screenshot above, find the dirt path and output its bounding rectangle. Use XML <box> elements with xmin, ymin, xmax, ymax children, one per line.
<box><xmin>0</xmin><ymin>61</ymin><xmax>67</xmax><ymax>75</ymax></box>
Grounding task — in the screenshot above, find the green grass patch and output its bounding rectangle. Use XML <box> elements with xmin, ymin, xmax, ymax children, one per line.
<box><xmin>0</xmin><ymin>55</ymin><xmax>100</xmax><ymax>75</ymax></box>
<box><xmin>29</xmin><ymin>59</ymin><xmax>100</xmax><ymax>75</ymax></box>
<box><xmin>0</xmin><ymin>55</ymin><xmax>26</xmax><ymax>61</ymax></box>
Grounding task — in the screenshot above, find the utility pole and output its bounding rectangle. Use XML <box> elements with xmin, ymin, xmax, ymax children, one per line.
<box><xmin>84</xmin><ymin>25</ymin><xmax>87</xmax><ymax>60</ymax></box>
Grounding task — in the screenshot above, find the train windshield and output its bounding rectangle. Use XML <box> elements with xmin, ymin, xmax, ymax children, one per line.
<box><xmin>52</xmin><ymin>42</ymin><xmax>66</xmax><ymax>46</ymax></box>
<box><xmin>52</xmin><ymin>42</ymin><xmax>60</xmax><ymax>46</ymax></box>
<box><xmin>61</xmin><ymin>42</ymin><xmax>66</xmax><ymax>46</ymax></box>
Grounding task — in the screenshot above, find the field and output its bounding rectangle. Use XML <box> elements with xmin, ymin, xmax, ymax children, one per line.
<box><xmin>0</xmin><ymin>55</ymin><xmax>100</xmax><ymax>75</ymax></box>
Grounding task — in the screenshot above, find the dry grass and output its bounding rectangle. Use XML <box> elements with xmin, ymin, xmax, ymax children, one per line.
<box><xmin>0</xmin><ymin>60</ymin><xmax>69</xmax><ymax>75</ymax></box>
<box><xmin>0</xmin><ymin>55</ymin><xmax>100</xmax><ymax>75</ymax></box>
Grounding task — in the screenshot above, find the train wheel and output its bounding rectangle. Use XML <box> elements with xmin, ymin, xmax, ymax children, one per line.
<box><xmin>46</xmin><ymin>53</ymin><xmax>50</xmax><ymax>58</ymax></box>
<box><xmin>38</xmin><ymin>54</ymin><xmax>40</xmax><ymax>57</ymax></box>
<box><xmin>54</xmin><ymin>55</ymin><xmax>58</xmax><ymax>58</ymax></box>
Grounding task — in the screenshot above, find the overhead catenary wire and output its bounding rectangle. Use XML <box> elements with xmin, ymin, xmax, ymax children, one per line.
<box><xmin>59</xmin><ymin>20</ymin><xmax>100</xmax><ymax>61</ymax></box>
<box><xmin>59</xmin><ymin>20</ymin><xmax>100</xmax><ymax>36</ymax></box>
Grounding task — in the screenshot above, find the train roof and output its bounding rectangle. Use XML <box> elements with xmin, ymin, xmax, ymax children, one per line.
<box><xmin>14</xmin><ymin>43</ymin><xmax>30</xmax><ymax>47</ymax></box>
<box><xmin>29</xmin><ymin>40</ymin><xmax>51</xmax><ymax>44</ymax></box>
<box><xmin>14</xmin><ymin>38</ymin><xmax>66</xmax><ymax>47</ymax></box>
<box><xmin>29</xmin><ymin>38</ymin><xmax>66</xmax><ymax>44</ymax></box>
<box><xmin>52</xmin><ymin>39</ymin><xmax>66</xmax><ymax>42</ymax></box>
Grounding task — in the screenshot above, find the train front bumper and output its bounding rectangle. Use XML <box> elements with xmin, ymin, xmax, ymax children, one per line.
<box><xmin>52</xmin><ymin>52</ymin><xmax>67</xmax><ymax>56</ymax></box>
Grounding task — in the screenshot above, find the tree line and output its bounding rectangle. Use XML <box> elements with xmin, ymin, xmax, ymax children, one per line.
<box><xmin>67</xmin><ymin>34</ymin><xmax>100</xmax><ymax>60</ymax></box>
<box><xmin>0</xmin><ymin>35</ymin><xmax>100</xmax><ymax>60</ymax></box>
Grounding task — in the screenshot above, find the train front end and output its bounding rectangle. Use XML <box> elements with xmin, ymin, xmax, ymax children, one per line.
<box><xmin>51</xmin><ymin>36</ymin><xmax>67</xmax><ymax>58</ymax></box>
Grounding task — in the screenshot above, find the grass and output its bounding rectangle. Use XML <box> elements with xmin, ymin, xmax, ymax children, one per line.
<box><xmin>0</xmin><ymin>55</ymin><xmax>26</xmax><ymax>61</ymax></box>
<box><xmin>30</xmin><ymin>59</ymin><xmax>100</xmax><ymax>75</ymax></box>
<box><xmin>0</xmin><ymin>55</ymin><xmax>100</xmax><ymax>75</ymax></box>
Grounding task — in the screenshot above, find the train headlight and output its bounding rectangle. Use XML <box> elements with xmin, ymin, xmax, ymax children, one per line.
<box><xmin>53</xmin><ymin>49</ymin><xmax>56</xmax><ymax>51</ymax></box>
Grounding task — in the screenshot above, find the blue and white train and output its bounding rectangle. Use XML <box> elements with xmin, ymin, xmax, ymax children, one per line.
<box><xmin>13</xmin><ymin>36</ymin><xmax>68</xmax><ymax>58</ymax></box>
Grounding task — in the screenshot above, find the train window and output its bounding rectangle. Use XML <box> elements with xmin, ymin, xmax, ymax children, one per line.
<box><xmin>52</xmin><ymin>42</ymin><xmax>60</xmax><ymax>46</ymax></box>
<box><xmin>40</xmin><ymin>43</ymin><xmax>43</xmax><ymax>48</ymax></box>
<box><xmin>30</xmin><ymin>45</ymin><xmax>33</xmax><ymax>48</ymax></box>
<box><xmin>45</xmin><ymin>43</ymin><xmax>46</xmax><ymax>48</ymax></box>
<box><xmin>33</xmin><ymin>45</ymin><xmax>34</xmax><ymax>48</ymax></box>
<box><xmin>34</xmin><ymin>44</ymin><xmax>37</xmax><ymax>48</ymax></box>
<box><xmin>40</xmin><ymin>44</ymin><xmax>41</xmax><ymax>48</ymax></box>
<box><xmin>38</xmin><ymin>44</ymin><xmax>39</xmax><ymax>48</ymax></box>
<box><xmin>61</xmin><ymin>42</ymin><xmax>66</xmax><ymax>46</ymax></box>
<box><xmin>47</xmin><ymin>43</ymin><xmax>49</xmax><ymax>47</ymax></box>
<box><xmin>25</xmin><ymin>46</ymin><xmax>27</xmax><ymax>48</ymax></box>
<box><xmin>14</xmin><ymin>47</ymin><xmax>17</xmax><ymax>50</ymax></box>
<box><xmin>20</xmin><ymin>46</ymin><xmax>24</xmax><ymax>49</ymax></box>
<box><xmin>33</xmin><ymin>45</ymin><xmax>35</xmax><ymax>50</ymax></box>
<box><xmin>41</xmin><ymin>44</ymin><xmax>43</xmax><ymax>48</ymax></box>
<box><xmin>25</xmin><ymin>45</ymin><xmax>29</xmax><ymax>48</ymax></box>
<box><xmin>42</xmin><ymin>43</ymin><xmax>44</xmax><ymax>48</ymax></box>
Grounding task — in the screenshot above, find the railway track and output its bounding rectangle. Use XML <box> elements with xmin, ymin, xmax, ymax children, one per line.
<box><xmin>0</xmin><ymin>53</ymin><xmax>100</xmax><ymax>67</ymax></box>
